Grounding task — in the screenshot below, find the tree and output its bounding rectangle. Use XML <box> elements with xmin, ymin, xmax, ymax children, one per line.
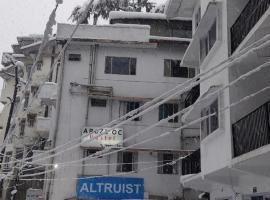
<box><xmin>69</xmin><ymin>0</ymin><xmax>155</xmax><ymax>25</ymax></box>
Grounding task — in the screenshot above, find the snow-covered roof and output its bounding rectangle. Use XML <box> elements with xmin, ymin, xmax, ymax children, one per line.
<box><xmin>57</xmin><ymin>23</ymin><xmax>151</xmax><ymax>43</ymax></box>
<box><xmin>109</xmin><ymin>11</ymin><xmax>192</xmax><ymax>21</ymax></box>
<box><xmin>20</xmin><ymin>37</ymin><xmax>56</xmax><ymax>50</ymax></box>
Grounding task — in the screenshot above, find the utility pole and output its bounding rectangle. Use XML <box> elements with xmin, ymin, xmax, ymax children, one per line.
<box><xmin>4</xmin><ymin>61</ymin><xmax>19</xmax><ymax>140</ymax></box>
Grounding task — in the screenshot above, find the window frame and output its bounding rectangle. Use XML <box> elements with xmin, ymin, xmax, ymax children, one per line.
<box><xmin>105</xmin><ymin>56</ymin><xmax>137</xmax><ymax>75</ymax></box>
<box><xmin>164</xmin><ymin>59</ymin><xmax>195</xmax><ymax>78</ymax></box>
<box><xmin>125</xmin><ymin>101</ymin><xmax>142</xmax><ymax>121</ymax></box>
<box><xmin>68</xmin><ymin>53</ymin><xmax>81</xmax><ymax>61</ymax></box>
<box><xmin>116</xmin><ymin>151</ymin><xmax>138</xmax><ymax>173</ymax></box>
<box><xmin>159</xmin><ymin>103</ymin><xmax>179</xmax><ymax>123</ymax></box>
<box><xmin>19</xmin><ymin>119</ymin><xmax>26</xmax><ymax>136</ymax></box>
<box><xmin>91</xmin><ymin>98</ymin><xmax>107</xmax><ymax>107</ymax></box>
<box><xmin>157</xmin><ymin>152</ymin><xmax>179</xmax><ymax>175</ymax></box>
<box><xmin>36</xmin><ymin>61</ymin><xmax>43</xmax><ymax>71</ymax></box>
<box><xmin>199</xmin><ymin>18</ymin><xmax>217</xmax><ymax>63</ymax></box>
<box><xmin>200</xmin><ymin>98</ymin><xmax>219</xmax><ymax>138</ymax></box>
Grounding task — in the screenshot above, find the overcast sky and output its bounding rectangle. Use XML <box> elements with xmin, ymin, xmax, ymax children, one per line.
<box><xmin>0</xmin><ymin>0</ymin><xmax>164</xmax><ymax>110</ymax></box>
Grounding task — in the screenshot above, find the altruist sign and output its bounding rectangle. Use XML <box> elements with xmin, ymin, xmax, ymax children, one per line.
<box><xmin>81</xmin><ymin>127</ymin><xmax>123</xmax><ymax>148</ymax></box>
<box><xmin>76</xmin><ymin>176</ymin><xmax>144</xmax><ymax>199</ymax></box>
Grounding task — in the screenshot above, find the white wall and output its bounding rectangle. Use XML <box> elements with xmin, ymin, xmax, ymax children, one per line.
<box><xmin>50</xmin><ymin>41</ymin><xmax>189</xmax><ymax>199</ymax></box>
<box><xmin>198</xmin><ymin>0</ymin><xmax>233</xmax><ymax>176</ymax></box>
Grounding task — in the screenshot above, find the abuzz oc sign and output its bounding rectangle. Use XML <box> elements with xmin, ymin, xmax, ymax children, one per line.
<box><xmin>81</xmin><ymin>127</ymin><xmax>123</xmax><ymax>148</ymax></box>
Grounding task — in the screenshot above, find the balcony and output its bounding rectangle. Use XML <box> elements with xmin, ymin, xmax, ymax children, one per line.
<box><xmin>35</xmin><ymin>117</ymin><xmax>51</xmax><ymax>138</ymax></box>
<box><xmin>232</xmin><ymin>99</ymin><xmax>270</xmax><ymax>157</ymax></box>
<box><xmin>182</xmin><ymin>149</ymin><xmax>201</xmax><ymax>175</ymax></box>
<box><xmin>38</xmin><ymin>82</ymin><xmax>57</xmax><ymax>106</ymax></box>
<box><xmin>230</xmin><ymin>0</ymin><xmax>270</xmax><ymax>53</ymax></box>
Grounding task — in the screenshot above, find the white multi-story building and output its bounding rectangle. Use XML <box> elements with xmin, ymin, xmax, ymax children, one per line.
<box><xmin>45</xmin><ymin>13</ymin><xmax>196</xmax><ymax>199</ymax></box>
<box><xmin>0</xmin><ymin>10</ymin><xmax>203</xmax><ymax>200</ymax></box>
<box><xmin>170</xmin><ymin>0</ymin><xmax>270</xmax><ymax>199</ymax></box>
<box><xmin>0</xmin><ymin>35</ymin><xmax>59</xmax><ymax>199</ymax></box>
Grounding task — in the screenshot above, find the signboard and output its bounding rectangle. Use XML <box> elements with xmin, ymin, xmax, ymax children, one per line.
<box><xmin>81</xmin><ymin>127</ymin><xmax>123</xmax><ymax>148</ymax></box>
<box><xmin>76</xmin><ymin>176</ymin><xmax>144</xmax><ymax>199</ymax></box>
<box><xmin>26</xmin><ymin>189</ymin><xmax>43</xmax><ymax>200</ymax></box>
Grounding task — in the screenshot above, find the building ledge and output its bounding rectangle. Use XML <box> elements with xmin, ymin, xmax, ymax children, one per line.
<box><xmin>181</xmin><ymin>173</ymin><xmax>214</xmax><ymax>192</ymax></box>
<box><xmin>181</xmin><ymin>2</ymin><xmax>221</xmax><ymax>68</ymax></box>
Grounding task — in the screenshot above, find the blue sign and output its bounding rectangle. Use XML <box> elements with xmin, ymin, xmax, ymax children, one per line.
<box><xmin>76</xmin><ymin>176</ymin><xmax>144</xmax><ymax>199</ymax></box>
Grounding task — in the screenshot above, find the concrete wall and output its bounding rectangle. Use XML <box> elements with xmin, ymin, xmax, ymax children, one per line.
<box><xmin>197</xmin><ymin>0</ymin><xmax>232</xmax><ymax>175</ymax></box>
<box><xmin>50</xmin><ymin>41</ymin><xmax>189</xmax><ymax>199</ymax></box>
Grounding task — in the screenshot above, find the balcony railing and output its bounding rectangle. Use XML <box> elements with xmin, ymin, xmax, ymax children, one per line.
<box><xmin>231</xmin><ymin>0</ymin><xmax>270</xmax><ymax>53</ymax></box>
<box><xmin>232</xmin><ymin>100</ymin><xmax>270</xmax><ymax>157</ymax></box>
<box><xmin>184</xmin><ymin>84</ymin><xmax>200</xmax><ymax>108</ymax></box>
<box><xmin>182</xmin><ymin>149</ymin><xmax>201</xmax><ymax>175</ymax></box>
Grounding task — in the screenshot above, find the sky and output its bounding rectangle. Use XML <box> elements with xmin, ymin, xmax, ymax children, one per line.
<box><xmin>0</xmin><ymin>0</ymin><xmax>164</xmax><ymax>110</ymax></box>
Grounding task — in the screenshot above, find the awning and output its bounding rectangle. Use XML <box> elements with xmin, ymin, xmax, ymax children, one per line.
<box><xmin>182</xmin><ymin>85</ymin><xmax>221</xmax><ymax>123</ymax></box>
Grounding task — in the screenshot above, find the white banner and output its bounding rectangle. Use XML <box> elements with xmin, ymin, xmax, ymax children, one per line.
<box><xmin>81</xmin><ymin>127</ymin><xmax>123</xmax><ymax>148</ymax></box>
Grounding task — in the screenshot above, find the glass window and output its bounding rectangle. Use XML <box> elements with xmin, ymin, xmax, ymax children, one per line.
<box><xmin>36</xmin><ymin>61</ymin><xmax>43</xmax><ymax>71</ymax></box>
<box><xmin>19</xmin><ymin>119</ymin><xmax>26</xmax><ymax>136</ymax></box>
<box><xmin>24</xmin><ymin>92</ymin><xmax>30</xmax><ymax>109</ymax></box>
<box><xmin>91</xmin><ymin>99</ymin><xmax>107</xmax><ymax>107</ymax></box>
<box><xmin>201</xmin><ymin>98</ymin><xmax>219</xmax><ymax>138</ymax></box>
<box><xmin>164</xmin><ymin>59</ymin><xmax>195</xmax><ymax>78</ymax></box>
<box><xmin>157</xmin><ymin>153</ymin><xmax>178</xmax><ymax>174</ymax></box>
<box><xmin>159</xmin><ymin>103</ymin><xmax>179</xmax><ymax>123</ymax></box>
<box><xmin>68</xmin><ymin>54</ymin><xmax>81</xmax><ymax>61</ymax></box>
<box><xmin>27</xmin><ymin>114</ymin><xmax>36</xmax><ymax>127</ymax></box>
<box><xmin>199</xmin><ymin>18</ymin><xmax>217</xmax><ymax>63</ymax></box>
<box><xmin>195</xmin><ymin>7</ymin><xmax>201</xmax><ymax>29</ymax></box>
<box><xmin>105</xmin><ymin>56</ymin><xmax>136</xmax><ymax>75</ymax></box>
<box><xmin>126</xmin><ymin>101</ymin><xmax>141</xmax><ymax>121</ymax></box>
<box><xmin>209</xmin><ymin>20</ymin><xmax>217</xmax><ymax>50</ymax></box>
<box><xmin>116</xmin><ymin>151</ymin><xmax>138</xmax><ymax>172</ymax></box>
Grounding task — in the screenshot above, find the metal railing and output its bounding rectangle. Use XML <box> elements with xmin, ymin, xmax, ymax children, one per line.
<box><xmin>184</xmin><ymin>84</ymin><xmax>200</xmax><ymax>108</ymax></box>
<box><xmin>232</xmin><ymin>100</ymin><xmax>270</xmax><ymax>157</ymax></box>
<box><xmin>231</xmin><ymin>0</ymin><xmax>270</xmax><ymax>53</ymax></box>
<box><xmin>182</xmin><ymin>149</ymin><xmax>201</xmax><ymax>175</ymax></box>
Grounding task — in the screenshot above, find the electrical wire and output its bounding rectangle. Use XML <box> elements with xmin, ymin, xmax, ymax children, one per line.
<box><xmin>20</xmin><ymin>52</ymin><xmax>270</xmax><ymax>169</ymax></box>
<box><xmin>18</xmin><ymin>82</ymin><xmax>270</xmax><ymax>178</ymax></box>
<box><xmin>17</xmin><ymin>34</ymin><xmax>270</xmax><ymax>166</ymax></box>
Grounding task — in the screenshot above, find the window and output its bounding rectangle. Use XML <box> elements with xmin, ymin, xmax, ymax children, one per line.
<box><xmin>157</xmin><ymin>153</ymin><xmax>178</xmax><ymax>174</ymax></box>
<box><xmin>195</xmin><ymin>6</ymin><xmax>201</xmax><ymax>29</ymax></box>
<box><xmin>19</xmin><ymin>119</ymin><xmax>26</xmax><ymax>136</ymax></box>
<box><xmin>125</xmin><ymin>101</ymin><xmax>141</xmax><ymax>121</ymax></box>
<box><xmin>24</xmin><ymin>92</ymin><xmax>30</xmax><ymax>109</ymax></box>
<box><xmin>3</xmin><ymin>151</ymin><xmax>12</xmax><ymax>171</ymax></box>
<box><xmin>15</xmin><ymin>148</ymin><xmax>24</xmax><ymax>160</ymax></box>
<box><xmin>31</xmin><ymin>86</ymin><xmax>39</xmax><ymax>96</ymax></box>
<box><xmin>201</xmin><ymin>98</ymin><xmax>219</xmax><ymax>138</ymax></box>
<box><xmin>36</xmin><ymin>61</ymin><xmax>43</xmax><ymax>71</ymax></box>
<box><xmin>68</xmin><ymin>54</ymin><xmax>81</xmax><ymax>61</ymax></box>
<box><xmin>159</xmin><ymin>103</ymin><xmax>179</xmax><ymax>123</ymax></box>
<box><xmin>83</xmin><ymin>149</ymin><xmax>102</xmax><ymax>158</ymax></box>
<box><xmin>27</xmin><ymin>114</ymin><xmax>37</xmax><ymax>127</ymax></box>
<box><xmin>199</xmin><ymin>19</ymin><xmax>217</xmax><ymax>63</ymax></box>
<box><xmin>116</xmin><ymin>151</ymin><xmax>138</xmax><ymax>172</ymax></box>
<box><xmin>164</xmin><ymin>59</ymin><xmax>195</xmax><ymax>78</ymax></box>
<box><xmin>105</xmin><ymin>56</ymin><xmax>136</xmax><ymax>75</ymax></box>
<box><xmin>91</xmin><ymin>99</ymin><xmax>107</xmax><ymax>107</ymax></box>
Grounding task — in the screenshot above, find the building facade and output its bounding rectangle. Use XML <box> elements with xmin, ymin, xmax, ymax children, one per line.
<box><xmin>175</xmin><ymin>0</ymin><xmax>270</xmax><ymax>199</ymax></box>
<box><xmin>0</xmin><ymin>10</ymin><xmax>202</xmax><ymax>200</ymax></box>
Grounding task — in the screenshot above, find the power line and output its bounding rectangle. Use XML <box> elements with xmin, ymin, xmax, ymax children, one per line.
<box><xmin>19</xmin><ymin>37</ymin><xmax>270</xmax><ymax>168</ymax></box>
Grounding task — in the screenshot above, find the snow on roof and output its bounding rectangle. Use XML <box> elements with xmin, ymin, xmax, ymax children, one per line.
<box><xmin>20</xmin><ymin>37</ymin><xmax>56</xmax><ymax>50</ymax></box>
<box><xmin>57</xmin><ymin>23</ymin><xmax>151</xmax><ymax>43</ymax></box>
<box><xmin>109</xmin><ymin>11</ymin><xmax>192</xmax><ymax>21</ymax></box>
